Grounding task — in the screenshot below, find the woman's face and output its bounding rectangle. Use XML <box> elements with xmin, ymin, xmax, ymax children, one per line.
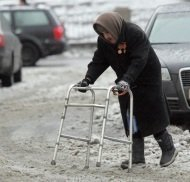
<box><xmin>102</xmin><ymin>31</ymin><xmax>116</xmax><ymax>44</ymax></box>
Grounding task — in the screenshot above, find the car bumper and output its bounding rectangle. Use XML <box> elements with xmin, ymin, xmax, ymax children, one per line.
<box><xmin>163</xmin><ymin>69</ymin><xmax>190</xmax><ymax>121</ymax></box>
<box><xmin>45</xmin><ymin>39</ymin><xmax>68</xmax><ymax>56</ymax></box>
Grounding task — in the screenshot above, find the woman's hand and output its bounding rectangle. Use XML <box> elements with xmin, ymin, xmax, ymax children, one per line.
<box><xmin>114</xmin><ymin>80</ymin><xmax>130</xmax><ymax>96</ymax></box>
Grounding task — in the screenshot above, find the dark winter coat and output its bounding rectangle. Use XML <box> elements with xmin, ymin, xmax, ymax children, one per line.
<box><xmin>85</xmin><ymin>21</ymin><xmax>170</xmax><ymax>137</ymax></box>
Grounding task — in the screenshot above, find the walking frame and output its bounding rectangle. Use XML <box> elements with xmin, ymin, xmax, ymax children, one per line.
<box><xmin>51</xmin><ymin>84</ymin><xmax>134</xmax><ymax>171</ymax></box>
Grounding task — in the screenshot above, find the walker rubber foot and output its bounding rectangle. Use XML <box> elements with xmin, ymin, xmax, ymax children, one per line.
<box><xmin>83</xmin><ymin>166</ymin><xmax>89</xmax><ymax>170</ymax></box>
<box><xmin>51</xmin><ymin>160</ymin><xmax>56</xmax><ymax>165</ymax></box>
<box><xmin>96</xmin><ymin>162</ymin><xmax>101</xmax><ymax>167</ymax></box>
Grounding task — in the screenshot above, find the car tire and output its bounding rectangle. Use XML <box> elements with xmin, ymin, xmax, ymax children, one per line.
<box><xmin>1</xmin><ymin>74</ymin><xmax>14</xmax><ymax>87</ymax></box>
<box><xmin>14</xmin><ymin>68</ymin><xmax>22</xmax><ymax>82</ymax></box>
<box><xmin>22</xmin><ymin>42</ymin><xmax>40</xmax><ymax>66</ymax></box>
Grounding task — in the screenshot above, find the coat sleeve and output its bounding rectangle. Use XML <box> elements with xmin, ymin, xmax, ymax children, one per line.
<box><xmin>85</xmin><ymin>38</ymin><xmax>109</xmax><ymax>84</ymax></box>
<box><xmin>122</xmin><ymin>27</ymin><xmax>150</xmax><ymax>85</ymax></box>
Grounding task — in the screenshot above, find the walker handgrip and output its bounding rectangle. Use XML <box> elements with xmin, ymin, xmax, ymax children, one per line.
<box><xmin>111</xmin><ymin>85</ymin><xmax>123</xmax><ymax>95</ymax></box>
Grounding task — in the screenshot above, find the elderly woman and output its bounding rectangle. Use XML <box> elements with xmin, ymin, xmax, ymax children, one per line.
<box><xmin>77</xmin><ymin>12</ymin><xmax>178</xmax><ymax>169</ymax></box>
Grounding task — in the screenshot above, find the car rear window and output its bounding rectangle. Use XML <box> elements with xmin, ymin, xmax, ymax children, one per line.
<box><xmin>14</xmin><ymin>10</ymin><xmax>50</xmax><ymax>27</ymax></box>
<box><xmin>149</xmin><ymin>12</ymin><xmax>190</xmax><ymax>43</ymax></box>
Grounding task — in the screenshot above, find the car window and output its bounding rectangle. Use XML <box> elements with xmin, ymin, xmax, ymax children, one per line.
<box><xmin>1</xmin><ymin>12</ymin><xmax>12</xmax><ymax>24</ymax></box>
<box><xmin>14</xmin><ymin>11</ymin><xmax>50</xmax><ymax>27</ymax></box>
<box><xmin>149</xmin><ymin>12</ymin><xmax>190</xmax><ymax>43</ymax></box>
<box><xmin>0</xmin><ymin>13</ymin><xmax>11</xmax><ymax>32</ymax></box>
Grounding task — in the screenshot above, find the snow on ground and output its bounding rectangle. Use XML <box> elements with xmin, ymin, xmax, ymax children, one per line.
<box><xmin>0</xmin><ymin>53</ymin><xmax>190</xmax><ymax>181</ymax></box>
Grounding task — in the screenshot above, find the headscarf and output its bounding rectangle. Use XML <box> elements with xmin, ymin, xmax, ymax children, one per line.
<box><xmin>93</xmin><ymin>12</ymin><xmax>123</xmax><ymax>41</ymax></box>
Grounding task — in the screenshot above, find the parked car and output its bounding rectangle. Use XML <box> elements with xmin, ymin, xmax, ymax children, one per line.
<box><xmin>0</xmin><ymin>13</ymin><xmax>22</xmax><ymax>87</ymax></box>
<box><xmin>145</xmin><ymin>3</ymin><xmax>190</xmax><ymax>123</ymax></box>
<box><xmin>0</xmin><ymin>5</ymin><xmax>67</xmax><ymax>66</ymax></box>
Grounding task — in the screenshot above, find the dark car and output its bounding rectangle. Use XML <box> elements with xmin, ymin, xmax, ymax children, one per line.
<box><xmin>145</xmin><ymin>3</ymin><xmax>190</xmax><ymax>123</ymax></box>
<box><xmin>0</xmin><ymin>5</ymin><xmax>67</xmax><ymax>66</ymax></box>
<box><xmin>0</xmin><ymin>13</ymin><xmax>22</xmax><ymax>87</ymax></box>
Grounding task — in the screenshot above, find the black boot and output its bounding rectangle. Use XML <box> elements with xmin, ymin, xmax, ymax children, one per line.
<box><xmin>121</xmin><ymin>137</ymin><xmax>145</xmax><ymax>169</ymax></box>
<box><xmin>154</xmin><ymin>130</ymin><xmax>178</xmax><ymax>167</ymax></box>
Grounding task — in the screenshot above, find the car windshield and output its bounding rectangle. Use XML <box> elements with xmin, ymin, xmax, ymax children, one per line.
<box><xmin>149</xmin><ymin>12</ymin><xmax>190</xmax><ymax>44</ymax></box>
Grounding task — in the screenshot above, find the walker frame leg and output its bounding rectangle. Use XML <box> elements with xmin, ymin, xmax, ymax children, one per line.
<box><xmin>96</xmin><ymin>87</ymin><xmax>134</xmax><ymax>170</ymax></box>
<box><xmin>84</xmin><ymin>90</ymin><xmax>95</xmax><ymax>168</ymax></box>
<box><xmin>96</xmin><ymin>87</ymin><xmax>112</xmax><ymax>167</ymax></box>
<box><xmin>51</xmin><ymin>97</ymin><xmax>69</xmax><ymax>165</ymax></box>
<box><xmin>51</xmin><ymin>84</ymin><xmax>97</xmax><ymax>168</ymax></box>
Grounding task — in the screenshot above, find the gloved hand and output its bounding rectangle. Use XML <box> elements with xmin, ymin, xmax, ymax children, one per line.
<box><xmin>112</xmin><ymin>80</ymin><xmax>129</xmax><ymax>96</ymax></box>
<box><xmin>75</xmin><ymin>78</ymin><xmax>90</xmax><ymax>93</ymax></box>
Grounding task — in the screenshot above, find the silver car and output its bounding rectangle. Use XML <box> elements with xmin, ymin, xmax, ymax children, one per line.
<box><xmin>0</xmin><ymin>13</ymin><xmax>22</xmax><ymax>87</ymax></box>
<box><xmin>145</xmin><ymin>3</ymin><xmax>190</xmax><ymax>123</ymax></box>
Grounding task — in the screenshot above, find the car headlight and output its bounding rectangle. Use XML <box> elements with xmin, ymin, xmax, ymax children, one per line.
<box><xmin>161</xmin><ymin>68</ymin><xmax>171</xmax><ymax>81</ymax></box>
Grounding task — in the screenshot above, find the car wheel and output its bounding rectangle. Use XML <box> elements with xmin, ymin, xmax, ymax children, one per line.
<box><xmin>1</xmin><ymin>74</ymin><xmax>14</xmax><ymax>87</ymax></box>
<box><xmin>22</xmin><ymin>42</ymin><xmax>40</xmax><ymax>66</ymax></box>
<box><xmin>14</xmin><ymin>68</ymin><xmax>22</xmax><ymax>82</ymax></box>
